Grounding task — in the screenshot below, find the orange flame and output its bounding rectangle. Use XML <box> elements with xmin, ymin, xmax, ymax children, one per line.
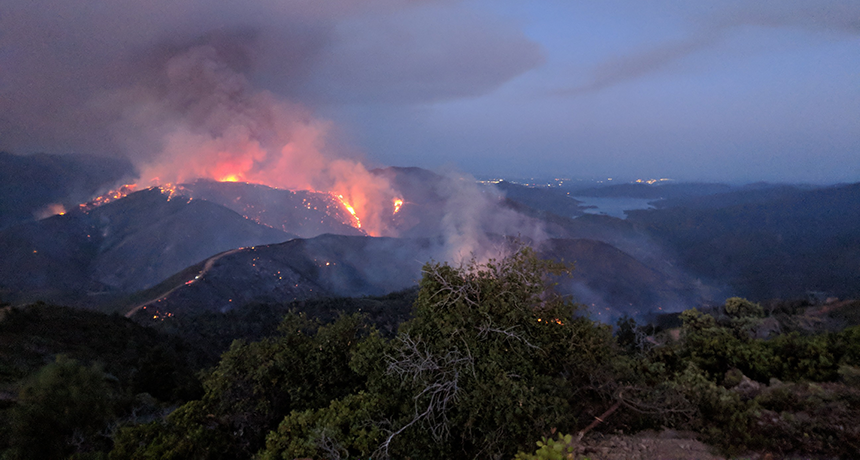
<box><xmin>393</xmin><ymin>199</ymin><xmax>403</xmax><ymax>215</ymax></box>
<box><xmin>78</xmin><ymin>184</ymin><xmax>139</xmax><ymax>211</ymax></box>
<box><xmin>115</xmin><ymin>47</ymin><xmax>405</xmax><ymax>237</ymax></box>
<box><xmin>335</xmin><ymin>194</ymin><xmax>361</xmax><ymax>229</ymax></box>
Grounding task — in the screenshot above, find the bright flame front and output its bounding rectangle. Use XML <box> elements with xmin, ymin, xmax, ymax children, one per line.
<box><xmin>335</xmin><ymin>194</ymin><xmax>361</xmax><ymax>229</ymax></box>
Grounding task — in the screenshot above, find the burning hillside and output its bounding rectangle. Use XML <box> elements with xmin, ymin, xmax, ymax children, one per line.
<box><xmin>98</xmin><ymin>44</ymin><xmax>405</xmax><ymax>237</ymax></box>
<box><xmin>76</xmin><ymin>179</ymin><xmax>407</xmax><ymax>239</ymax></box>
<box><xmin>17</xmin><ymin>42</ymin><xmax>550</xmax><ymax>266</ymax></box>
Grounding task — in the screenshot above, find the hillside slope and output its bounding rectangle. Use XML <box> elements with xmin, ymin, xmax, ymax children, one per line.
<box><xmin>0</xmin><ymin>188</ymin><xmax>294</xmax><ymax>306</ymax></box>
<box><xmin>627</xmin><ymin>183</ymin><xmax>860</xmax><ymax>300</ymax></box>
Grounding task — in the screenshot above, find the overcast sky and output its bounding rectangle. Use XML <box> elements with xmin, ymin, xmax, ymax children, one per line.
<box><xmin>2</xmin><ymin>0</ymin><xmax>858</xmax><ymax>183</ymax></box>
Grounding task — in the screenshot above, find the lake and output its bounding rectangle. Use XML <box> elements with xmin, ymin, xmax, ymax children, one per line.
<box><xmin>573</xmin><ymin>196</ymin><xmax>660</xmax><ymax>219</ymax></box>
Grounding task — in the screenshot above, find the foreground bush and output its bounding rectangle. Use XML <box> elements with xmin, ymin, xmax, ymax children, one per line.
<box><xmin>260</xmin><ymin>247</ymin><xmax>617</xmax><ymax>460</ymax></box>
<box><xmin>108</xmin><ymin>252</ymin><xmax>860</xmax><ymax>460</ymax></box>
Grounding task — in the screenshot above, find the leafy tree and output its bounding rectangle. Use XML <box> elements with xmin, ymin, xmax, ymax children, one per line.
<box><xmin>5</xmin><ymin>356</ymin><xmax>114</xmax><ymax>460</ymax></box>
<box><xmin>262</xmin><ymin>246</ymin><xmax>617</xmax><ymax>460</ymax></box>
<box><xmin>724</xmin><ymin>297</ymin><xmax>764</xmax><ymax>318</ymax></box>
<box><xmin>111</xmin><ymin>313</ymin><xmax>371</xmax><ymax>459</ymax></box>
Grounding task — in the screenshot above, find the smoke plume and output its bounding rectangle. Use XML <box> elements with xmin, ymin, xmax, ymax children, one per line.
<box><xmin>562</xmin><ymin>0</ymin><xmax>860</xmax><ymax>96</ymax></box>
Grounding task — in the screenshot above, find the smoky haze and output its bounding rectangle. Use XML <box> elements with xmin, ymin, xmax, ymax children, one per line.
<box><xmin>0</xmin><ymin>0</ymin><xmax>549</xmax><ymax>255</ymax></box>
<box><xmin>0</xmin><ymin>0</ymin><xmax>541</xmax><ymax>159</ymax></box>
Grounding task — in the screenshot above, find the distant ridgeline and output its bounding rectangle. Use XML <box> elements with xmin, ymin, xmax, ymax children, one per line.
<box><xmin>0</xmin><ymin>152</ymin><xmax>857</xmax><ymax>323</ymax></box>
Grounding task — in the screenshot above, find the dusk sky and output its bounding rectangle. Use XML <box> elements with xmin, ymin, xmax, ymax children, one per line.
<box><xmin>2</xmin><ymin>0</ymin><xmax>858</xmax><ymax>184</ymax></box>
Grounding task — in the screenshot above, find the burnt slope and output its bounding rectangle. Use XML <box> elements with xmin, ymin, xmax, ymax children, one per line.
<box><xmin>126</xmin><ymin>234</ymin><xmax>709</xmax><ymax>322</ymax></box>
<box><xmin>125</xmin><ymin>234</ymin><xmax>436</xmax><ymax>318</ymax></box>
<box><xmin>0</xmin><ymin>188</ymin><xmax>294</xmax><ymax>306</ymax></box>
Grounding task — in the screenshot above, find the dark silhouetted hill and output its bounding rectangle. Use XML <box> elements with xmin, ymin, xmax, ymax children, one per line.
<box><xmin>124</xmin><ymin>234</ymin><xmax>436</xmax><ymax>319</ymax></box>
<box><xmin>572</xmin><ymin>182</ymin><xmax>732</xmax><ymax>199</ymax></box>
<box><xmin>124</xmin><ymin>233</ymin><xmax>709</xmax><ymax>323</ymax></box>
<box><xmin>626</xmin><ymin>183</ymin><xmax>860</xmax><ymax>300</ymax></box>
<box><xmin>651</xmin><ymin>184</ymin><xmax>813</xmax><ymax>210</ymax></box>
<box><xmin>494</xmin><ymin>180</ymin><xmax>584</xmax><ymax>218</ymax></box>
<box><xmin>0</xmin><ymin>188</ymin><xmax>293</xmax><ymax>306</ymax></box>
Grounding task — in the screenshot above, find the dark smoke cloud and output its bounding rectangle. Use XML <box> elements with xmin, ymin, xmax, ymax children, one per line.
<box><xmin>562</xmin><ymin>0</ymin><xmax>860</xmax><ymax>96</ymax></box>
<box><xmin>0</xmin><ymin>0</ymin><xmax>542</xmax><ymax>158</ymax></box>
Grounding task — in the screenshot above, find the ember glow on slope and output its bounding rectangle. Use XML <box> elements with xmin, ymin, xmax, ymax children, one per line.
<box><xmin>1</xmin><ymin>0</ymin><xmax>858</xmax><ymax>189</ymax></box>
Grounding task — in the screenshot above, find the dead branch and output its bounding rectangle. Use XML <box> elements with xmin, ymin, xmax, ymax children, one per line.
<box><xmin>476</xmin><ymin>323</ymin><xmax>540</xmax><ymax>350</ymax></box>
<box><xmin>378</xmin><ymin>334</ymin><xmax>472</xmax><ymax>458</ymax></box>
<box><xmin>576</xmin><ymin>394</ymin><xmax>623</xmax><ymax>441</ymax></box>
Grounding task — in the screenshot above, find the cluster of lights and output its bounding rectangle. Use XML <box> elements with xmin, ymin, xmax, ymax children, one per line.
<box><xmin>634</xmin><ymin>178</ymin><xmax>672</xmax><ymax>185</ymax></box>
<box><xmin>141</xmin><ymin>305</ymin><xmax>174</xmax><ymax>321</ymax></box>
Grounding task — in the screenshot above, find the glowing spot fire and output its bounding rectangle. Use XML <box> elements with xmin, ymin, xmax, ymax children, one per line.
<box><xmin>393</xmin><ymin>199</ymin><xmax>403</xmax><ymax>215</ymax></box>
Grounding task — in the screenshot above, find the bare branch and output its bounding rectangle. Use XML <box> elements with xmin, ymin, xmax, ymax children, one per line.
<box><xmin>315</xmin><ymin>429</ymin><xmax>347</xmax><ymax>460</ymax></box>
<box><xmin>378</xmin><ymin>334</ymin><xmax>473</xmax><ymax>458</ymax></box>
<box><xmin>476</xmin><ymin>323</ymin><xmax>540</xmax><ymax>350</ymax></box>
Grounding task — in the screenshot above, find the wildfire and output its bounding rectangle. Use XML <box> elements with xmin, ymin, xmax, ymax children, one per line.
<box><xmin>393</xmin><ymin>198</ymin><xmax>403</xmax><ymax>215</ymax></box>
<box><xmin>78</xmin><ymin>184</ymin><xmax>138</xmax><ymax>212</ymax></box>
<box><xmin>47</xmin><ymin>203</ymin><xmax>66</xmax><ymax>216</ymax></box>
<box><xmin>77</xmin><ymin>183</ymin><xmax>191</xmax><ymax>212</ymax></box>
<box><xmin>219</xmin><ymin>174</ymin><xmax>241</xmax><ymax>182</ymax></box>
<box><xmin>157</xmin><ymin>183</ymin><xmax>185</xmax><ymax>201</ymax></box>
<box><xmin>335</xmin><ymin>194</ymin><xmax>361</xmax><ymax>229</ymax></box>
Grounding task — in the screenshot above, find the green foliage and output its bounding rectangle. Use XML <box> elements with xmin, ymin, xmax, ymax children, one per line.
<box><xmin>260</xmin><ymin>246</ymin><xmax>615</xmax><ymax>460</ymax></box>
<box><xmin>637</xmin><ymin>300</ymin><xmax>860</xmax><ymax>456</ymax></box>
<box><xmin>673</xmin><ymin>300</ymin><xmax>843</xmax><ymax>384</ymax></box>
<box><xmin>513</xmin><ymin>433</ymin><xmax>577</xmax><ymax>460</ymax></box>
<box><xmin>766</xmin><ymin>332</ymin><xmax>836</xmax><ymax>382</ymax></box>
<box><xmin>677</xmin><ymin>308</ymin><xmax>773</xmax><ymax>381</ymax></box>
<box><xmin>835</xmin><ymin>325</ymin><xmax>860</xmax><ymax>366</ymax></box>
<box><xmin>724</xmin><ymin>297</ymin><xmax>764</xmax><ymax>318</ymax></box>
<box><xmin>381</xmin><ymin>248</ymin><xmax>610</xmax><ymax>459</ymax></box>
<box><xmin>668</xmin><ymin>363</ymin><xmax>756</xmax><ymax>453</ymax></box>
<box><xmin>5</xmin><ymin>356</ymin><xmax>114</xmax><ymax>460</ymax></box>
<box><xmin>0</xmin><ymin>303</ymin><xmax>202</xmax><ymax>458</ymax></box>
<box><xmin>147</xmin><ymin>290</ymin><xmax>417</xmax><ymax>365</ymax></box>
<box><xmin>109</xmin><ymin>400</ymin><xmax>233</xmax><ymax>460</ymax></box>
<box><xmin>112</xmin><ymin>312</ymin><xmax>372</xmax><ymax>459</ymax></box>
<box><xmin>260</xmin><ymin>392</ymin><xmax>385</xmax><ymax>460</ymax></box>
<box><xmin>102</xmin><ymin>253</ymin><xmax>860</xmax><ymax>460</ymax></box>
<box><xmin>0</xmin><ymin>302</ymin><xmax>202</xmax><ymax>401</ymax></box>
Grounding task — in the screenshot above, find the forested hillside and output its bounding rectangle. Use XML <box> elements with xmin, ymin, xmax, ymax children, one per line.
<box><xmin>3</xmin><ymin>249</ymin><xmax>859</xmax><ymax>459</ymax></box>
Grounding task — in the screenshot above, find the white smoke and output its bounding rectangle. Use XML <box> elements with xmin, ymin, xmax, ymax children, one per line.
<box><xmin>436</xmin><ymin>171</ymin><xmax>548</xmax><ymax>264</ymax></box>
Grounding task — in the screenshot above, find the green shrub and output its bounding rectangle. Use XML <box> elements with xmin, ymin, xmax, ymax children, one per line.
<box><xmin>513</xmin><ymin>433</ymin><xmax>577</xmax><ymax>460</ymax></box>
<box><xmin>724</xmin><ymin>297</ymin><xmax>764</xmax><ymax>318</ymax></box>
<box><xmin>6</xmin><ymin>356</ymin><xmax>114</xmax><ymax>460</ymax></box>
